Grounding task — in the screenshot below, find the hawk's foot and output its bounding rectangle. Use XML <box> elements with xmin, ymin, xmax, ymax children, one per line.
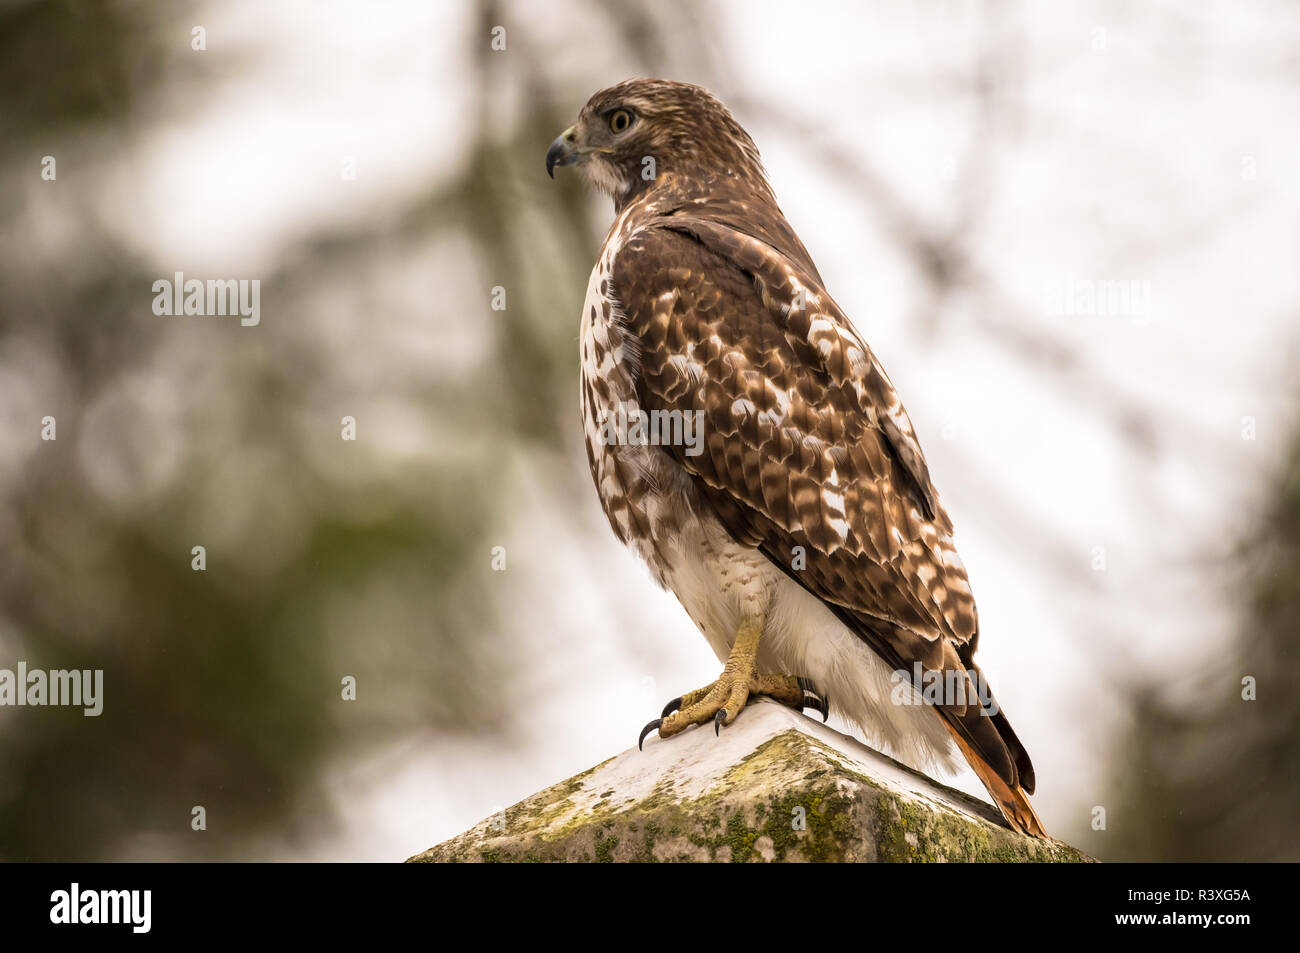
<box><xmin>638</xmin><ymin>672</ymin><xmax>828</xmax><ymax>750</ymax></box>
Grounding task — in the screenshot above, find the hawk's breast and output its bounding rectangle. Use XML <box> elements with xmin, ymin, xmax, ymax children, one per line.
<box><xmin>579</xmin><ymin>209</ymin><xmax>736</xmax><ymax>599</ymax></box>
<box><xmin>580</xmin><ymin>217</ymin><xmax>683</xmax><ymax>585</ymax></box>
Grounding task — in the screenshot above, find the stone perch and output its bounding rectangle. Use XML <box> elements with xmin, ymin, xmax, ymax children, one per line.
<box><xmin>408</xmin><ymin>699</ymin><xmax>1092</xmax><ymax>863</ymax></box>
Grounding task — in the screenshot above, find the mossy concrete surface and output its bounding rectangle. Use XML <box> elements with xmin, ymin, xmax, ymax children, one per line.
<box><xmin>407</xmin><ymin>698</ymin><xmax>1092</xmax><ymax>863</ymax></box>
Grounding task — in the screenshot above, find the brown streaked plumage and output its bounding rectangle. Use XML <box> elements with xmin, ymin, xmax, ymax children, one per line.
<box><xmin>548</xmin><ymin>79</ymin><xmax>1045</xmax><ymax>837</ymax></box>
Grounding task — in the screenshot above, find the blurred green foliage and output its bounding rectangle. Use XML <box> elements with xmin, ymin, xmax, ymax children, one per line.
<box><xmin>1103</xmin><ymin>419</ymin><xmax>1300</xmax><ymax>861</ymax></box>
<box><xmin>0</xmin><ymin>0</ymin><xmax>715</xmax><ymax>861</ymax></box>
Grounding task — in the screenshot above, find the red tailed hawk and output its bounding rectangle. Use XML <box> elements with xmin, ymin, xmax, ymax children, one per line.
<box><xmin>547</xmin><ymin>79</ymin><xmax>1046</xmax><ymax>837</ymax></box>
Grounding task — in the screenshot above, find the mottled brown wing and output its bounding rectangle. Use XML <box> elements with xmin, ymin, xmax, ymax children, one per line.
<box><xmin>611</xmin><ymin>219</ymin><xmax>1036</xmax><ymax>796</ymax></box>
<box><xmin>615</xmin><ymin>220</ymin><xmax>973</xmax><ymax>646</ymax></box>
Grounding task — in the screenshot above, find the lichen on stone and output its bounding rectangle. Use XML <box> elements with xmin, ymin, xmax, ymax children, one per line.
<box><xmin>406</xmin><ymin>700</ymin><xmax>1093</xmax><ymax>864</ymax></box>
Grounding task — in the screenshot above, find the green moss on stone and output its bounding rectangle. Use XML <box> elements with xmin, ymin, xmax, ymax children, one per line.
<box><xmin>408</xmin><ymin>723</ymin><xmax>1093</xmax><ymax>864</ymax></box>
<box><xmin>594</xmin><ymin>835</ymin><xmax>619</xmax><ymax>863</ymax></box>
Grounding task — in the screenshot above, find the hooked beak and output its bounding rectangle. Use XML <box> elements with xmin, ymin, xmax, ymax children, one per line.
<box><xmin>546</xmin><ymin>126</ymin><xmax>579</xmax><ymax>179</ymax></box>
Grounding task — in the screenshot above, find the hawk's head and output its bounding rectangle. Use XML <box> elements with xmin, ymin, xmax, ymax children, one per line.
<box><xmin>546</xmin><ymin>79</ymin><xmax>769</xmax><ymax>208</ymax></box>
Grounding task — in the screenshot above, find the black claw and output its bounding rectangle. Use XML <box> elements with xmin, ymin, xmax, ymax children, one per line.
<box><xmin>638</xmin><ymin>719</ymin><xmax>662</xmax><ymax>751</ymax></box>
<box><xmin>713</xmin><ymin>708</ymin><xmax>727</xmax><ymax>735</ymax></box>
<box><xmin>661</xmin><ymin>696</ymin><xmax>683</xmax><ymax>718</ymax></box>
<box><xmin>796</xmin><ymin>677</ymin><xmax>829</xmax><ymax>721</ymax></box>
<box><xmin>803</xmin><ymin>691</ymin><xmax>830</xmax><ymax>722</ymax></box>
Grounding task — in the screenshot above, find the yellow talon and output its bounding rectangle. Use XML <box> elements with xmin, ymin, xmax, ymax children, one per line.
<box><xmin>638</xmin><ymin>618</ymin><xmax>830</xmax><ymax>749</ymax></box>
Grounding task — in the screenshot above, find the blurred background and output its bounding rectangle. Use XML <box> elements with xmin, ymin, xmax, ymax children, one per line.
<box><xmin>0</xmin><ymin>0</ymin><xmax>1297</xmax><ymax>861</ymax></box>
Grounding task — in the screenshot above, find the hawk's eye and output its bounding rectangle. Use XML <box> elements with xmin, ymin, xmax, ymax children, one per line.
<box><xmin>608</xmin><ymin>109</ymin><xmax>633</xmax><ymax>134</ymax></box>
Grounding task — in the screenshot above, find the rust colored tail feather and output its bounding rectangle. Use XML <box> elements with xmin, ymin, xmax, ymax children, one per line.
<box><xmin>942</xmin><ymin>716</ymin><xmax>1047</xmax><ymax>838</ymax></box>
<box><xmin>765</xmin><ymin>568</ymin><xmax>1049</xmax><ymax>838</ymax></box>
